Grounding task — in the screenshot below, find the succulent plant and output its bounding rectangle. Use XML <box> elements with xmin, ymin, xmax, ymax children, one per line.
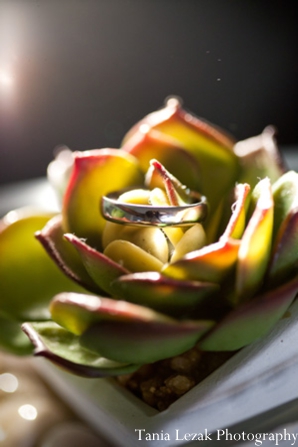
<box><xmin>1</xmin><ymin>97</ymin><xmax>298</xmax><ymax>383</ymax></box>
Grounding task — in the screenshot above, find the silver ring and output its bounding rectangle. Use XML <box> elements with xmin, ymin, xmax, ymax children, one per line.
<box><xmin>100</xmin><ymin>189</ymin><xmax>208</xmax><ymax>227</ymax></box>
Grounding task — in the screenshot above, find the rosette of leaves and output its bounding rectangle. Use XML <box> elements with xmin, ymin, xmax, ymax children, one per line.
<box><xmin>1</xmin><ymin>98</ymin><xmax>298</xmax><ymax>380</ymax></box>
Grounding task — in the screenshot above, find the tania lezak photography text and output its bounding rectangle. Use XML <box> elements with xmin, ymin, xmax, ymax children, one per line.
<box><xmin>134</xmin><ymin>428</ymin><xmax>298</xmax><ymax>445</ymax></box>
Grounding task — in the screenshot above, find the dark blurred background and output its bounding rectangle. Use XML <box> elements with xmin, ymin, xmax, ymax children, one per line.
<box><xmin>0</xmin><ymin>0</ymin><xmax>297</xmax><ymax>184</ymax></box>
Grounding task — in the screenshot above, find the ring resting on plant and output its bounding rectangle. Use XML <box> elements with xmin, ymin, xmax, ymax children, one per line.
<box><xmin>0</xmin><ymin>97</ymin><xmax>298</xmax><ymax>393</ymax></box>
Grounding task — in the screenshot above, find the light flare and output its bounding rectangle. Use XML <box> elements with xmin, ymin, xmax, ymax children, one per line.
<box><xmin>0</xmin><ymin>372</ymin><xmax>19</xmax><ymax>393</ymax></box>
<box><xmin>0</xmin><ymin>70</ymin><xmax>14</xmax><ymax>87</ymax></box>
<box><xmin>18</xmin><ymin>404</ymin><xmax>38</xmax><ymax>421</ymax></box>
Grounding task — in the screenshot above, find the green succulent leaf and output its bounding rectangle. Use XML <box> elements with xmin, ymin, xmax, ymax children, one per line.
<box><xmin>80</xmin><ymin>318</ymin><xmax>214</xmax><ymax>364</ymax></box>
<box><xmin>272</xmin><ymin>170</ymin><xmax>298</xmax><ymax>238</ymax></box>
<box><xmin>64</xmin><ymin>233</ymin><xmax>129</xmax><ymax>295</ymax></box>
<box><xmin>266</xmin><ymin>171</ymin><xmax>298</xmax><ymax>287</ymax></box>
<box><xmin>62</xmin><ymin>149</ymin><xmax>143</xmax><ymax>250</ymax></box>
<box><xmin>163</xmin><ymin>238</ymin><xmax>240</xmax><ymax>283</ymax></box>
<box><xmin>234</xmin><ymin>126</ymin><xmax>286</xmax><ymax>187</ymax></box>
<box><xmin>0</xmin><ymin>208</ymin><xmax>85</xmax><ymax>322</ymax></box>
<box><xmin>170</xmin><ymin>224</ymin><xmax>206</xmax><ymax>262</ymax></box>
<box><xmin>267</xmin><ymin>212</ymin><xmax>298</xmax><ymax>287</ymax></box>
<box><xmin>50</xmin><ymin>292</ymin><xmax>173</xmax><ymax>336</ymax></box>
<box><xmin>122</xmin><ymin>126</ymin><xmax>202</xmax><ymax>192</ymax></box>
<box><xmin>36</xmin><ymin>215</ymin><xmax>100</xmax><ymax>293</ymax></box>
<box><xmin>22</xmin><ymin>321</ymin><xmax>139</xmax><ymax>377</ymax></box>
<box><xmin>221</xmin><ymin>183</ymin><xmax>250</xmax><ymax>240</ymax></box>
<box><xmin>200</xmin><ymin>275</ymin><xmax>298</xmax><ymax>351</ymax></box>
<box><xmin>235</xmin><ymin>178</ymin><xmax>274</xmax><ymax>302</ymax></box>
<box><xmin>110</xmin><ymin>272</ymin><xmax>219</xmax><ymax>317</ymax></box>
<box><xmin>104</xmin><ymin>239</ymin><xmax>164</xmax><ymax>273</ymax></box>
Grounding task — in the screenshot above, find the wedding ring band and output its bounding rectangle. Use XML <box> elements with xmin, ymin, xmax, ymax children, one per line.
<box><xmin>100</xmin><ymin>190</ymin><xmax>208</xmax><ymax>227</ymax></box>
